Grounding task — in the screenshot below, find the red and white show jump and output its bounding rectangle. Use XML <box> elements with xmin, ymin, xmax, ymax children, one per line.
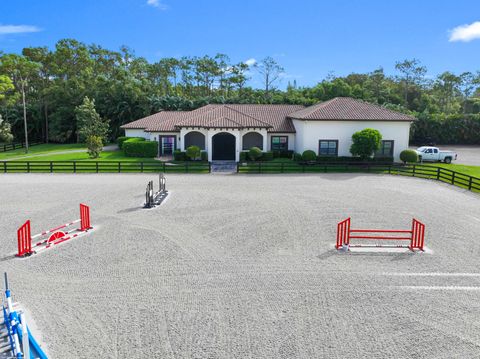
<box><xmin>16</xmin><ymin>203</ymin><xmax>92</xmax><ymax>257</ymax></box>
<box><xmin>335</xmin><ymin>217</ymin><xmax>425</xmax><ymax>251</ymax></box>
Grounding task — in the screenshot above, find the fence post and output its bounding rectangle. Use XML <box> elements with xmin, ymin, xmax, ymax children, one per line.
<box><xmin>163</xmin><ymin>162</ymin><xmax>166</xmax><ymax>173</ymax></box>
<box><xmin>96</xmin><ymin>162</ymin><xmax>99</xmax><ymax>173</ymax></box>
<box><xmin>185</xmin><ymin>161</ymin><xmax>189</xmax><ymax>173</ymax></box>
<box><xmin>3</xmin><ymin>161</ymin><xmax>6</xmax><ymax>173</ymax></box>
<box><xmin>236</xmin><ymin>162</ymin><xmax>239</xmax><ymax>173</ymax></box>
<box><xmin>50</xmin><ymin>161</ymin><xmax>53</xmax><ymax>173</ymax></box>
<box><xmin>118</xmin><ymin>162</ymin><xmax>121</xmax><ymax>173</ymax></box>
<box><xmin>388</xmin><ymin>165</ymin><xmax>391</xmax><ymax>174</ymax></box>
<box><xmin>27</xmin><ymin>162</ymin><xmax>30</xmax><ymax>173</ymax></box>
<box><xmin>281</xmin><ymin>162</ymin><xmax>284</xmax><ymax>173</ymax></box>
<box><xmin>412</xmin><ymin>165</ymin><xmax>416</xmax><ymax>177</ymax></box>
<box><xmin>258</xmin><ymin>162</ymin><xmax>261</xmax><ymax>173</ymax></box>
<box><xmin>73</xmin><ymin>161</ymin><xmax>76</xmax><ymax>173</ymax></box>
<box><xmin>451</xmin><ymin>171</ymin><xmax>456</xmax><ymax>185</ymax></box>
<box><xmin>436</xmin><ymin>167</ymin><xmax>440</xmax><ymax>180</ymax></box>
<box><xmin>468</xmin><ymin>176</ymin><xmax>473</xmax><ymax>190</ymax></box>
<box><xmin>140</xmin><ymin>162</ymin><xmax>144</xmax><ymax>173</ymax></box>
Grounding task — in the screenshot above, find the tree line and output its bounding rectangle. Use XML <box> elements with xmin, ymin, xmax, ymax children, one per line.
<box><xmin>1</xmin><ymin>38</ymin><xmax>480</xmax><ymax>148</ymax></box>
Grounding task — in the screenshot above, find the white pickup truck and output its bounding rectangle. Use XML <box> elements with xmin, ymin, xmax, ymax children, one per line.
<box><xmin>415</xmin><ymin>146</ymin><xmax>458</xmax><ymax>164</ymax></box>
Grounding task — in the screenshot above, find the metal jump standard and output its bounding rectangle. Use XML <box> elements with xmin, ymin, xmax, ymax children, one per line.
<box><xmin>144</xmin><ymin>173</ymin><xmax>168</xmax><ymax>208</ymax></box>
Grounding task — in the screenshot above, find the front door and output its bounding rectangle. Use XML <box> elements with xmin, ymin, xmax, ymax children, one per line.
<box><xmin>159</xmin><ymin>136</ymin><xmax>176</xmax><ymax>156</ymax></box>
<box><xmin>212</xmin><ymin>132</ymin><xmax>236</xmax><ymax>161</ymax></box>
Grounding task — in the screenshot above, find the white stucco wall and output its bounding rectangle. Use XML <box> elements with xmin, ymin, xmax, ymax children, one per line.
<box><xmin>124</xmin><ymin>129</ymin><xmax>148</xmax><ymax>139</ymax></box>
<box><xmin>292</xmin><ymin>120</ymin><xmax>412</xmax><ymax>161</ymax></box>
<box><xmin>266</xmin><ymin>133</ymin><xmax>295</xmax><ymax>151</ymax></box>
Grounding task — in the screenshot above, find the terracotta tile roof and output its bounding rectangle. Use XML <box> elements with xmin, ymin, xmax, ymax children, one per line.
<box><xmin>288</xmin><ymin>97</ymin><xmax>415</xmax><ymax>121</ymax></box>
<box><xmin>120</xmin><ymin>111</ymin><xmax>188</xmax><ymax>132</ymax></box>
<box><xmin>121</xmin><ymin>104</ymin><xmax>304</xmax><ymax>133</ymax></box>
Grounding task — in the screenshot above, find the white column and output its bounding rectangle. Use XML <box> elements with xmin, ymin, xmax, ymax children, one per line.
<box><xmin>234</xmin><ymin>130</ymin><xmax>240</xmax><ymax>162</ymax></box>
<box><xmin>262</xmin><ymin>129</ymin><xmax>268</xmax><ymax>151</ymax></box>
<box><xmin>207</xmin><ymin>131</ymin><xmax>213</xmax><ymax>162</ymax></box>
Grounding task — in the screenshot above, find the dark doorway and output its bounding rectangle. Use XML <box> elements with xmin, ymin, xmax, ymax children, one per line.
<box><xmin>212</xmin><ymin>132</ymin><xmax>236</xmax><ymax>161</ymax></box>
<box><xmin>158</xmin><ymin>136</ymin><xmax>176</xmax><ymax>156</ymax></box>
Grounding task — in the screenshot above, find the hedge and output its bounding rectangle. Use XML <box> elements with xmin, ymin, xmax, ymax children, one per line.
<box><xmin>123</xmin><ymin>140</ymin><xmax>158</xmax><ymax>157</ymax></box>
<box><xmin>174</xmin><ymin>150</ymin><xmax>186</xmax><ymax>161</ymax></box>
<box><xmin>117</xmin><ymin>136</ymin><xmax>144</xmax><ymax>149</ymax></box>
<box><xmin>272</xmin><ymin>150</ymin><xmax>294</xmax><ymax>158</ymax></box>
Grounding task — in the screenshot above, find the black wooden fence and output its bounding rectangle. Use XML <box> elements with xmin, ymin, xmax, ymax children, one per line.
<box><xmin>0</xmin><ymin>141</ymin><xmax>43</xmax><ymax>153</ymax></box>
<box><xmin>237</xmin><ymin>162</ymin><xmax>480</xmax><ymax>193</ymax></box>
<box><xmin>0</xmin><ymin>161</ymin><xmax>211</xmax><ymax>173</ymax></box>
<box><xmin>1</xmin><ymin>160</ymin><xmax>478</xmax><ymax>193</ymax></box>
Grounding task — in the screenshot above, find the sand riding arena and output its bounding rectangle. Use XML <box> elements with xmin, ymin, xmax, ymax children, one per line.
<box><xmin>1</xmin><ymin>173</ymin><xmax>479</xmax><ymax>358</ymax></box>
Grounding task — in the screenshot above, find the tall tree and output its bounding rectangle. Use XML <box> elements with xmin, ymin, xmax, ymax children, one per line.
<box><xmin>395</xmin><ymin>59</ymin><xmax>427</xmax><ymax>109</ymax></box>
<box><xmin>255</xmin><ymin>57</ymin><xmax>284</xmax><ymax>100</ymax></box>
<box><xmin>0</xmin><ymin>54</ymin><xmax>40</xmax><ymax>152</ymax></box>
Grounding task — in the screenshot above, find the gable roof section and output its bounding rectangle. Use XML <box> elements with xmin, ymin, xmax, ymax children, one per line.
<box><xmin>120</xmin><ymin>111</ymin><xmax>188</xmax><ymax>132</ymax></box>
<box><xmin>288</xmin><ymin>97</ymin><xmax>415</xmax><ymax>121</ymax></box>
<box><xmin>121</xmin><ymin>104</ymin><xmax>304</xmax><ymax>133</ymax></box>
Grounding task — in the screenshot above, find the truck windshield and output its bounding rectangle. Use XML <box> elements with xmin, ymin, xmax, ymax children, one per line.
<box><xmin>417</xmin><ymin>147</ymin><xmax>428</xmax><ymax>152</ymax></box>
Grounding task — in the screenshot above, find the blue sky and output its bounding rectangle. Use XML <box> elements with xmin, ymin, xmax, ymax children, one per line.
<box><xmin>1</xmin><ymin>0</ymin><xmax>480</xmax><ymax>88</ymax></box>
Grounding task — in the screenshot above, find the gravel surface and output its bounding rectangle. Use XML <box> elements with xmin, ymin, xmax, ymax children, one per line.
<box><xmin>0</xmin><ymin>173</ymin><xmax>479</xmax><ymax>359</ymax></box>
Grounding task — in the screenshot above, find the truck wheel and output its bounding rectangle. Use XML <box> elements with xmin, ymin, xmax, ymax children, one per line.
<box><xmin>444</xmin><ymin>157</ymin><xmax>452</xmax><ymax>164</ymax></box>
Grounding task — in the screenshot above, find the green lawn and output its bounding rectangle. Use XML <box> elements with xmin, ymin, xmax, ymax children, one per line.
<box><xmin>0</xmin><ymin>143</ymin><xmax>86</xmax><ymax>160</ymax></box>
<box><xmin>423</xmin><ymin>163</ymin><xmax>480</xmax><ymax>178</ymax></box>
<box><xmin>11</xmin><ymin>150</ymin><xmax>158</xmax><ymax>162</ymax></box>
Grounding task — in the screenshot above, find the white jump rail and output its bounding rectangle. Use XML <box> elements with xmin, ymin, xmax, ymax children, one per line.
<box><xmin>16</xmin><ymin>203</ymin><xmax>92</xmax><ymax>257</ymax></box>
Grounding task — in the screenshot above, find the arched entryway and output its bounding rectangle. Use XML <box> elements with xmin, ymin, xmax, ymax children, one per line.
<box><xmin>184</xmin><ymin>131</ymin><xmax>206</xmax><ymax>150</ymax></box>
<box><xmin>212</xmin><ymin>132</ymin><xmax>236</xmax><ymax>160</ymax></box>
<box><xmin>242</xmin><ymin>132</ymin><xmax>263</xmax><ymax>150</ymax></box>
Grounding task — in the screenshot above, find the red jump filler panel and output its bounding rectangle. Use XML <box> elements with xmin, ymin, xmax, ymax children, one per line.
<box><xmin>16</xmin><ymin>203</ymin><xmax>92</xmax><ymax>257</ymax></box>
<box><xmin>335</xmin><ymin>218</ymin><xmax>425</xmax><ymax>251</ymax></box>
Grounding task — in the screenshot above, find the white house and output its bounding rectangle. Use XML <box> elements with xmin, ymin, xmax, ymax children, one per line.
<box><xmin>120</xmin><ymin>97</ymin><xmax>415</xmax><ymax>162</ymax></box>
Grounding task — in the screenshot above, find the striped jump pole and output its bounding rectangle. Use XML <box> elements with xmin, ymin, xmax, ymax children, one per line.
<box><xmin>16</xmin><ymin>204</ymin><xmax>92</xmax><ymax>258</ymax></box>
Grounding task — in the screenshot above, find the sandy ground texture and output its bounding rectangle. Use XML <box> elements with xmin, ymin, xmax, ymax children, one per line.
<box><xmin>0</xmin><ymin>173</ymin><xmax>480</xmax><ymax>359</ymax></box>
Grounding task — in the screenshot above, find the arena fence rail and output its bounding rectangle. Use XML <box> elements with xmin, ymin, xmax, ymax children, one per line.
<box><xmin>336</xmin><ymin>217</ymin><xmax>425</xmax><ymax>251</ymax></box>
<box><xmin>0</xmin><ymin>161</ymin><xmax>478</xmax><ymax>194</ymax></box>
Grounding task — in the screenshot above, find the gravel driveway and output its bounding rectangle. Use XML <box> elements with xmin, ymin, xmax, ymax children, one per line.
<box><xmin>411</xmin><ymin>145</ymin><xmax>480</xmax><ymax>166</ymax></box>
<box><xmin>0</xmin><ymin>174</ymin><xmax>479</xmax><ymax>358</ymax></box>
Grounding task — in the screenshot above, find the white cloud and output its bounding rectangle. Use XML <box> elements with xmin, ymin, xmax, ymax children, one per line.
<box><xmin>0</xmin><ymin>24</ymin><xmax>41</xmax><ymax>35</ymax></box>
<box><xmin>147</xmin><ymin>0</ymin><xmax>168</xmax><ymax>10</ymax></box>
<box><xmin>449</xmin><ymin>21</ymin><xmax>480</xmax><ymax>42</ymax></box>
<box><xmin>244</xmin><ymin>58</ymin><xmax>256</xmax><ymax>66</ymax></box>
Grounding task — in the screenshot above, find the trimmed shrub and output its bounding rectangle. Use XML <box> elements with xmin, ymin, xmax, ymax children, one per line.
<box><xmin>118</xmin><ymin>136</ymin><xmax>143</xmax><ymax>149</ymax></box>
<box><xmin>117</xmin><ymin>136</ymin><xmax>129</xmax><ymax>149</ymax></box>
<box><xmin>123</xmin><ymin>140</ymin><xmax>157</xmax><ymax>157</ymax></box>
<box><xmin>302</xmin><ymin>150</ymin><xmax>317</xmax><ymax>161</ymax></box>
<box><xmin>400</xmin><ymin>149</ymin><xmax>419</xmax><ymax>164</ymax></box>
<box><xmin>262</xmin><ymin>151</ymin><xmax>274</xmax><ymax>161</ymax></box>
<box><xmin>201</xmin><ymin>151</ymin><xmax>208</xmax><ymax>161</ymax></box>
<box><xmin>293</xmin><ymin>153</ymin><xmax>303</xmax><ymax>162</ymax></box>
<box><xmin>186</xmin><ymin>145</ymin><xmax>201</xmax><ymax>160</ymax></box>
<box><xmin>248</xmin><ymin>147</ymin><xmax>263</xmax><ymax>161</ymax></box>
<box><xmin>350</xmin><ymin>128</ymin><xmax>382</xmax><ymax>160</ymax></box>
<box><xmin>240</xmin><ymin>151</ymin><xmax>247</xmax><ymax>161</ymax></box>
<box><xmin>173</xmin><ymin>150</ymin><xmax>186</xmax><ymax>161</ymax></box>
